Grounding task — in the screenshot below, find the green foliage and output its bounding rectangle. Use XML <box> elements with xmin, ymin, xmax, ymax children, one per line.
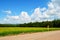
<box><xmin>0</xmin><ymin>19</ymin><xmax>60</xmax><ymax>27</ymax></box>
<box><xmin>0</xmin><ymin>27</ymin><xmax>60</xmax><ymax>36</ymax></box>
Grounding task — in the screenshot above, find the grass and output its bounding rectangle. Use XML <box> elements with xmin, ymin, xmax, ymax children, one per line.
<box><xmin>0</xmin><ymin>27</ymin><xmax>60</xmax><ymax>36</ymax></box>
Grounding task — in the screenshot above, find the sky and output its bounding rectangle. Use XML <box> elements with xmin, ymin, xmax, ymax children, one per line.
<box><xmin>0</xmin><ymin>0</ymin><xmax>60</xmax><ymax>24</ymax></box>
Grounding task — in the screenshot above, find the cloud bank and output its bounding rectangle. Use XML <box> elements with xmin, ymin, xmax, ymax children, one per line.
<box><xmin>0</xmin><ymin>0</ymin><xmax>60</xmax><ymax>24</ymax></box>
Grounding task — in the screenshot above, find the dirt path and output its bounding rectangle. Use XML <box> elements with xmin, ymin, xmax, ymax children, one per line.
<box><xmin>0</xmin><ymin>30</ymin><xmax>60</xmax><ymax>40</ymax></box>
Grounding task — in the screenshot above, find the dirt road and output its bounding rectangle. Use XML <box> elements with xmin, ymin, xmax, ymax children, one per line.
<box><xmin>0</xmin><ymin>30</ymin><xmax>60</xmax><ymax>40</ymax></box>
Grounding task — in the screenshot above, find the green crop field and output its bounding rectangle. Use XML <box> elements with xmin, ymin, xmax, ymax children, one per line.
<box><xmin>0</xmin><ymin>27</ymin><xmax>60</xmax><ymax>36</ymax></box>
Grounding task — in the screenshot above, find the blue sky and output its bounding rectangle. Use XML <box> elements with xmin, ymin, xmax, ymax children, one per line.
<box><xmin>0</xmin><ymin>0</ymin><xmax>60</xmax><ymax>24</ymax></box>
<box><xmin>0</xmin><ymin>0</ymin><xmax>50</xmax><ymax>18</ymax></box>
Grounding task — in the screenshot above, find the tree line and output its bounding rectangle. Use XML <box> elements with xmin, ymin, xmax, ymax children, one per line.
<box><xmin>0</xmin><ymin>19</ymin><xmax>60</xmax><ymax>28</ymax></box>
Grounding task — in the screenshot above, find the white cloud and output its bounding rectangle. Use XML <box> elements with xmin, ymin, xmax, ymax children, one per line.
<box><xmin>7</xmin><ymin>16</ymin><xmax>19</xmax><ymax>20</ymax></box>
<box><xmin>2</xmin><ymin>11</ymin><xmax>31</xmax><ymax>24</ymax></box>
<box><xmin>48</xmin><ymin>2</ymin><xmax>54</xmax><ymax>9</ymax></box>
<box><xmin>52</xmin><ymin>0</ymin><xmax>60</xmax><ymax>6</ymax></box>
<box><xmin>41</xmin><ymin>7</ymin><xmax>47</xmax><ymax>12</ymax></box>
<box><xmin>31</xmin><ymin>0</ymin><xmax>60</xmax><ymax>22</ymax></box>
<box><xmin>20</xmin><ymin>11</ymin><xmax>31</xmax><ymax>23</ymax></box>
<box><xmin>46</xmin><ymin>0</ymin><xmax>60</xmax><ymax>19</ymax></box>
<box><xmin>3</xmin><ymin>10</ymin><xmax>11</xmax><ymax>14</ymax></box>
<box><xmin>2</xmin><ymin>16</ymin><xmax>20</xmax><ymax>24</ymax></box>
<box><xmin>31</xmin><ymin>8</ymin><xmax>50</xmax><ymax>22</ymax></box>
<box><xmin>31</xmin><ymin>8</ymin><xmax>42</xmax><ymax>22</ymax></box>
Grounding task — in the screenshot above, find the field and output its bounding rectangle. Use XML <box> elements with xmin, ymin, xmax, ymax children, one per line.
<box><xmin>0</xmin><ymin>27</ymin><xmax>60</xmax><ymax>36</ymax></box>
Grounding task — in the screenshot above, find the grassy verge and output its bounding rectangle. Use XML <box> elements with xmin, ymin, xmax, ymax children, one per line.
<box><xmin>0</xmin><ymin>27</ymin><xmax>60</xmax><ymax>36</ymax></box>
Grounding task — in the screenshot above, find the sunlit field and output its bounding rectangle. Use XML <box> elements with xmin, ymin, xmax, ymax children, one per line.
<box><xmin>0</xmin><ymin>27</ymin><xmax>60</xmax><ymax>36</ymax></box>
